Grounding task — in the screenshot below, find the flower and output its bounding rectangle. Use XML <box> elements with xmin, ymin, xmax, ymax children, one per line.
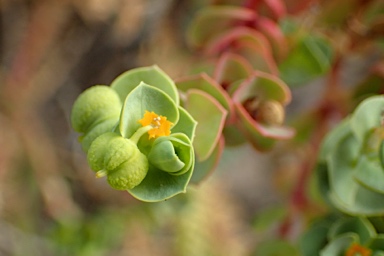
<box><xmin>138</xmin><ymin>111</ymin><xmax>173</xmax><ymax>139</ymax></box>
<box><xmin>345</xmin><ymin>243</ymin><xmax>372</xmax><ymax>256</ymax></box>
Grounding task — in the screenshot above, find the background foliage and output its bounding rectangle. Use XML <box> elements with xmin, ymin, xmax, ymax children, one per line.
<box><xmin>1</xmin><ymin>0</ymin><xmax>384</xmax><ymax>255</ymax></box>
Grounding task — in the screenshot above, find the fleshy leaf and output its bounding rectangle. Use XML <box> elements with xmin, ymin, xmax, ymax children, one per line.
<box><xmin>119</xmin><ymin>83</ymin><xmax>179</xmax><ymax>138</ymax></box>
<box><xmin>328</xmin><ymin>217</ymin><xmax>376</xmax><ymax>245</ymax></box>
<box><xmin>128</xmin><ymin>134</ymin><xmax>195</xmax><ymax>202</ymax></box>
<box><xmin>187</xmin><ymin>6</ymin><xmax>256</xmax><ymax>48</ymax></box>
<box><xmin>354</xmin><ymin>156</ymin><xmax>384</xmax><ymax>194</ymax></box>
<box><xmin>233</xmin><ymin>107</ymin><xmax>294</xmax><ymax>150</ymax></box>
<box><xmin>351</xmin><ymin>95</ymin><xmax>384</xmax><ymax>143</ymax></box>
<box><xmin>213</xmin><ymin>52</ymin><xmax>253</xmax><ymax>90</ymax></box>
<box><xmin>368</xmin><ymin>235</ymin><xmax>384</xmax><ymax>250</ymax></box>
<box><xmin>176</xmin><ymin>73</ymin><xmax>234</xmax><ymax>122</ymax></box>
<box><xmin>318</xmin><ymin>118</ymin><xmax>351</xmax><ymax>162</ymax></box>
<box><xmin>184</xmin><ymin>89</ymin><xmax>227</xmax><ymax>161</ymax></box>
<box><xmin>205</xmin><ymin>27</ymin><xmax>278</xmax><ymax>74</ymax></box>
<box><xmin>256</xmin><ymin>17</ymin><xmax>287</xmax><ymax>59</ymax></box>
<box><xmin>327</xmin><ymin>129</ymin><xmax>384</xmax><ymax>215</ymax></box>
<box><xmin>111</xmin><ymin>65</ymin><xmax>179</xmax><ymax>105</ymax></box>
<box><xmin>171</xmin><ymin>106</ymin><xmax>197</xmax><ymax>141</ymax></box>
<box><xmin>232</xmin><ymin>72</ymin><xmax>294</xmax><ymax>150</ymax></box>
<box><xmin>191</xmin><ymin>136</ymin><xmax>224</xmax><ymax>183</ymax></box>
<box><xmin>148</xmin><ymin>133</ymin><xmax>194</xmax><ymax>176</ymax></box>
<box><xmin>299</xmin><ymin>216</ymin><xmax>335</xmax><ymax>256</ymax></box>
<box><xmin>279</xmin><ymin>35</ymin><xmax>333</xmax><ymax>87</ymax></box>
<box><xmin>319</xmin><ymin>233</ymin><xmax>359</xmax><ymax>256</ymax></box>
<box><xmin>233</xmin><ymin>71</ymin><xmax>291</xmax><ymax>105</ymax></box>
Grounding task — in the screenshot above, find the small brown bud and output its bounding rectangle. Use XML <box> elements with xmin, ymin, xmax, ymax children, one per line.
<box><xmin>255</xmin><ymin>100</ymin><xmax>285</xmax><ymax>126</ymax></box>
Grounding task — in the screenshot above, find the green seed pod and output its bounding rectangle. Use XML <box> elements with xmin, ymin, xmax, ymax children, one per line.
<box><xmin>87</xmin><ymin>132</ymin><xmax>116</xmax><ymax>171</ymax></box>
<box><xmin>148</xmin><ymin>133</ymin><xmax>193</xmax><ymax>176</ymax></box>
<box><xmin>87</xmin><ymin>132</ymin><xmax>149</xmax><ymax>190</ymax></box>
<box><xmin>255</xmin><ymin>100</ymin><xmax>285</xmax><ymax>126</ymax></box>
<box><xmin>107</xmin><ymin>153</ymin><xmax>148</xmax><ymax>190</ymax></box>
<box><xmin>71</xmin><ymin>85</ymin><xmax>122</xmax><ymax>134</ymax></box>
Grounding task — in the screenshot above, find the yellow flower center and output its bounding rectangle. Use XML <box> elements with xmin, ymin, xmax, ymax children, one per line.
<box><xmin>138</xmin><ymin>111</ymin><xmax>173</xmax><ymax>139</ymax></box>
<box><xmin>345</xmin><ymin>243</ymin><xmax>372</xmax><ymax>256</ymax></box>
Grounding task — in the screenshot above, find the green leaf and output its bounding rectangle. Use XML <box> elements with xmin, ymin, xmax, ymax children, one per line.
<box><xmin>327</xmin><ymin>129</ymin><xmax>360</xmax><ymax>208</ymax></box>
<box><xmin>234</xmin><ymin>103</ymin><xmax>294</xmax><ymax>150</ymax></box>
<box><xmin>380</xmin><ymin>140</ymin><xmax>384</xmax><ymax>169</ymax></box>
<box><xmin>351</xmin><ymin>95</ymin><xmax>384</xmax><ymax>143</ymax></box>
<box><xmin>320</xmin><ymin>233</ymin><xmax>358</xmax><ymax>256</ymax></box>
<box><xmin>111</xmin><ymin>65</ymin><xmax>179</xmax><ymax>105</ymax></box>
<box><xmin>128</xmin><ymin>154</ymin><xmax>194</xmax><ymax>202</ymax></box>
<box><xmin>176</xmin><ymin>73</ymin><xmax>234</xmax><ymax>121</ymax></box>
<box><xmin>354</xmin><ymin>156</ymin><xmax>384</xmax><ymax>194</ymax></box>
<box><xmin>213</xmin><ymin>52</ymin><xmax>253</xmax><ymax>88</ymax></box>
<box><xmin>233</xmin><ymin>71</ymin><xmax>291</xmax><ymax>104</ymax></box>
<box><xmin>318</xmin><ymin>118</ymin><xmax>351</xmax><ymax>162</ymax></box>
<box><xmin>187</xmin><ymin>6</ymin><xmax>255</xmax><ymax>48</ymax></box>
<box><xmin>328</xmin><ymin>217</ymin><xmax>376</xmax><ymax>245</ymax></box>
<box><xmin>170</xmin><ymin>106</ymin><xmax>197</xmax><ymax>141</ymax></box>
<box><xmin>148</xmin><ymin>139</ymin><xmax>185</xmax><ymax>172</ymax></box>
<box><xmin>368</xmin><ymin>235</ymin><xmax>384</xmax><ymax>250</ymax></box>
<box><xmin>119</xmin><ymin>83</ymin><xmax>179</xmax><ymax>139</ymax></box>
<box><xmin>279</xmin><ymin>35</ymin><xmax>333</xmax><ymax>87</ymax></box>
<box><xmin>184</xmin><ymin>89</ymin><xmax>227</xmax><ymax>161</ymax></box>
<box><xmin>299</xmin><ymin>216</ymin><xmax>335</xmax><ymax>256</ymax></box>
<box><xmin>148</xmin><ymin>133</ymin><xmax>194</xmax><ymax>175</ymax></box>
<box><xmin>254</xmin><ymin>240</ymin><xmax>299</xmax><ymax>256</ymax></box>
<box><xmin>191</xmin><ymin>137</ymin><xmax>224</xmax><ymax>184</ymax></box>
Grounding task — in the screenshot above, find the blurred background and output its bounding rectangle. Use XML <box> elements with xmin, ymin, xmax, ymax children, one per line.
<box><xmin>0</xmin><ymin>0</ymin><xmax>283</xmax><ymax>255</ymax></box>
<box><xmin>1</xmin><ymin>0</ymin><xmax>382</xmax><ymax>255</ymax></box>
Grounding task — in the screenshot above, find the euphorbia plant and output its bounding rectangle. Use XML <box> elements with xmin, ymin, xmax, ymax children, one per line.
<box><xmin>71</xmin><ymin>66</ymin><xmax>197</xmax><ymax>202</ymax></box>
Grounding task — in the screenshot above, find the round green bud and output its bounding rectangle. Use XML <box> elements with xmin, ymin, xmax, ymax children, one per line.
<box><xmin>107</xmin><ymin>152</ymin><xmax>148</xmax><ymax>190</ymax></box>
<box><xmin>71</xmin><ymin>85</ymin><xmax>122</xmax><ymax>134</ymax></box>
<box><xmin>87</xmin><ymin>132</ymin><xmax>149</xmax><ymax>190</ymax></box>
<box><xmin>87</xmin><ymin>132</ymin><xmax>116</xmax><ymax>171</ymax></box>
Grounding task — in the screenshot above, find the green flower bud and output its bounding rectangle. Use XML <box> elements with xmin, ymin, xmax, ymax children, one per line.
<box><xmin>71</xmin><ymin>86</ymin><xmax>122</xmax><ymax>134</ymax></box>
<box><xmin>87</xmin><ymin>132</ymin><xmax>149</xmax><ymax>190</ymax></box>
<box><xmin>148</xmin><ymin>134</ymin><xmax>193</xmax><ymax>176</ymax></box>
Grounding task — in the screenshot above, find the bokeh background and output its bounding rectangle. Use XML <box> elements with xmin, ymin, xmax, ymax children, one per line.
<box><xmin>1</xmin><ymin>0</ymin><xmax>382</xmax><ymax>255</ymax></box>
<box><xmin>0</xmin><ymin>1</ymin><xmax>280</xmax><ymax>255</ymax></box>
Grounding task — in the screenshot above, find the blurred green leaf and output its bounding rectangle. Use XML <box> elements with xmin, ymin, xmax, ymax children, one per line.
<box><xmin>187</xmin><ymin>6</ymin><xmax>255</xmax><ymax>48</ymax></box>
<box><xmin>279</xmin><ymin>36</ymin><xmax>333</xmax><ymax>87</ymax></box>
<box><xmin>171</xmin><ymin>107</ymin><xmax>198</xmax><ymax>141</ymax></box>
<box><xmin>191</xmin><ymin>137</ymin><xmax>224</xmax><ymax>183</ymax></box>
<box><xmin>320</xmin><ymin>233</ymin><xmax>358</xmax><ymax>256</ymax></box>
<box><xmin>328</xmin><ymin>217</ymin><xmax>376</xmax><ymax>245</ymax></box>
<box><xmin>254</xmin><ymin>240</ymin><xmax>299</xmax><ymax>256</ymax></box>
<box><xmin>185</xmin><ymin>89</ymin><xmax>227</xmax><ymax>161</ymax></box>
<box><xmin>350</xmin><ymin>95</ymin><xmax>384</xmax><ymax>143</ymax></box>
